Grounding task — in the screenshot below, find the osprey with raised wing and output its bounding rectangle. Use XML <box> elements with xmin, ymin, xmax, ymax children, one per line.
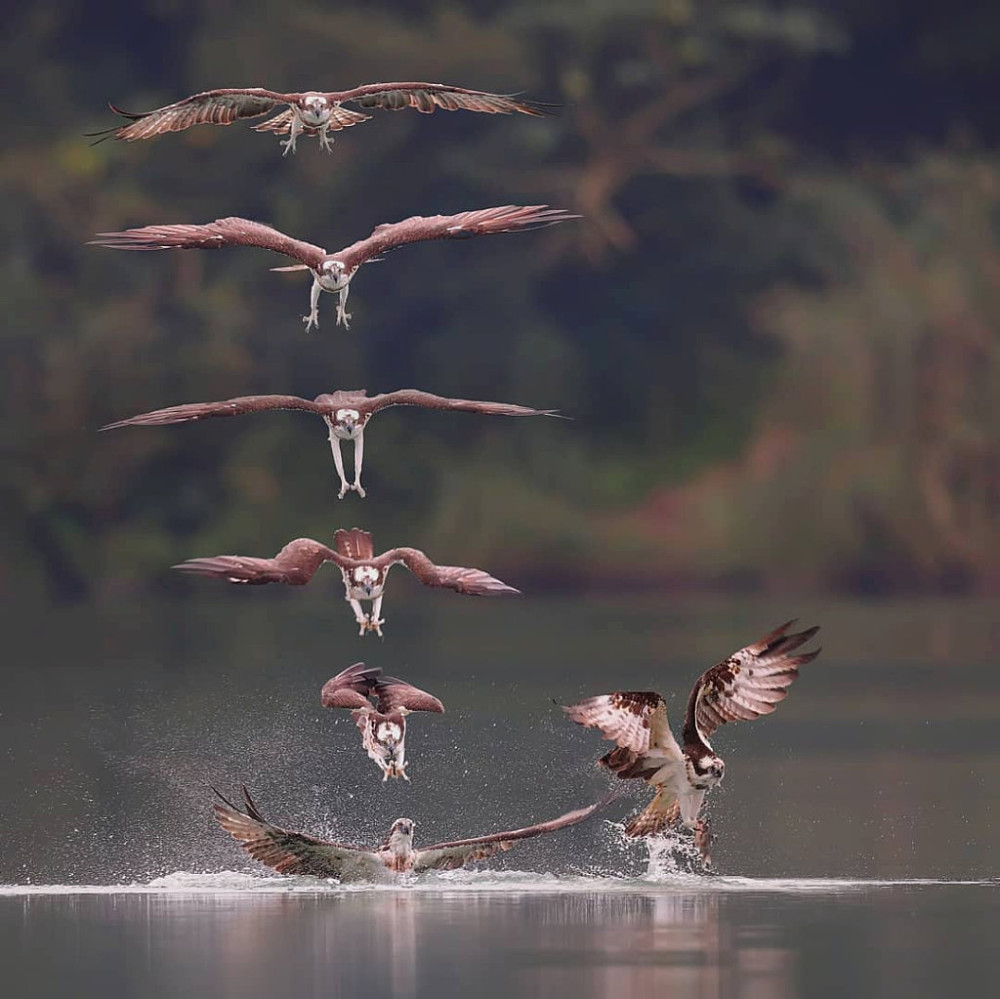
<box><xmin>89</xmin><ymin>206</ymin><xmax>578</xmax><ymax>332</ymax></box>
<box><xmin>173</xmin><ymin>528</ymin><xmax>518</xmax><ymax>636</ymax></box>
<box><xmin>92</xmin><ymin>82</ymin><xmax>554</xmax><ymax>155</ymax></box>
<box><xmin>101</xmin><ymin>387</ymin><xmax>560</xmax><ymax>500</ymax></box>
<box><xmin>564</xmin><ymin>621</ymin><xmax>821</xmax><ymax>865</ymax></box>
<box><xmin>321</xmin><ymin>663</ymin><xmax>444</xmax><ymax>781</ymax></box>
<box><xmin>213</xmin><ymin>787</ymin><xmax>610</xmax><ymax>880</ymax></box>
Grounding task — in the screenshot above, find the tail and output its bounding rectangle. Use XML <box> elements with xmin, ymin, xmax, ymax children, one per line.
<box><xmin>623</xmin><ymin>789</ymin><xmax>679</xmax><ymax>838</ymax></box>
<box><xmin>334</xmin><ymin>528</ymin><xmax>374</xmax><ymax>561</ymax></box>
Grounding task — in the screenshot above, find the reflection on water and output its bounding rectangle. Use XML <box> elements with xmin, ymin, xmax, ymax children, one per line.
<box><xmin>3</xmin><ymin>881</ymin><xmax>998</xmax><ymax>999</ymax></box>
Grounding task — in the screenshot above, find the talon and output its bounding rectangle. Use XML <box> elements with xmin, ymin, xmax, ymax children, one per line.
<box><xmin>370</xmin><ymin>617</ymin><xmax>385</xmax><ymax>637</ymax></box>
<box><xmin>303</xmin><ymin>311</ymin><xmax>320</xmax><ymax>332</ymax></box>
<box><xmin>353</xmin><ymin>482</ymin><xmax>366</xmax><ymax>498</ymax></box>
<box><xmin>336</xmin><ymin>307</ymin><xmax>352</xmax><ymax>329</ymax></box>
<box><xmin>337</xmin><ymin>485</ymin><xmax>348</xmax><ymax>500</ymax></box>
<box><xmin>356</xmin><ymin>618</ymin><xmax>368</xmax><ymax>637</ymax></box>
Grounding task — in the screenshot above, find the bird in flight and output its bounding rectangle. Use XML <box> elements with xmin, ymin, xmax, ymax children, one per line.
<box><xmin>91</xmin><ymin>83</ymin><xmax>554</xmax><ymax>155</ymax></box>
<box><xmin>213</xmin><ymin>786</ymin><xmax>611</xmax><ymax>880</ymax></box>
<box><xmin>174</xmin><ymin>528</ymin><xmax>518</xmax><ymax>636</ymax></box>
<box><xmin>563</xmin><ymin>620</ymin><xmax>820</xmax><ymax>865</ymax></box>
<box><xmin>101</xmin><ymin>388</ymin><xmax>560</xmax><ymax>500</ymax></box>
<box><xmin>89</xmin><ymin>205</ymin><xmax>578</xmax><ymax>332</ymax></box>
<box><xmin>321</xmin><ymin>663</ymin><xmax>444</xmax><ymax>781</ymax></box>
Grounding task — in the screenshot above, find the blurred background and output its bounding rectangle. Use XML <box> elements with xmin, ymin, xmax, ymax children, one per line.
<box><xmin>1</xmin><ymin>0</ymin><xmax>999</xmax><ymax>885</ymax></box>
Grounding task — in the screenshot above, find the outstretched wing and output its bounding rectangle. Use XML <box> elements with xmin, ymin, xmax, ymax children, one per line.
<box><xmin>173</xmin><ymin>537</ymin><xmax>343</xmax><ymax>585</ymax></box>
<box><xmin>374</xmin><ymin>676</ymin><xmax>444</xmax><ymax>714</ymax></box>
<box><xmin>366</xmin><ymin>389</ymin><xmax>560</xmax><ymax>419</ymax></box>
<box><xmin>378</xmin><ymin>548</ymin><xmax>519</xmax><ymax>596</ymax></box>
<box><xmin>333</xmin><ymin>205</ymin><xmax>579</xmax><ymax>270</ymax></box>
<box><xmin>213</xmin><ymin>786</ymin><xmax>378</xmax><ymax>879</ymax></box>
<box><xmin>413</xmin><ymin>798</ymin><xmax>612</xmax><ymax>872</ymax></box>
<box><xmin>91</xmin><ymin>89</ymin><xmax>290</xmax><ymax>142</ymax></box>
<box><xmin>321</xmin><ymin>662</ymin><xmax>382</xmax><ymax>709</ymax></box>
<box><xmin>89</xmin><ymin>217</ymin><xmax>327</xmax><ymax>268</ymax></box>
<box><xmin>334</xmin><ymin>82</ymin><xmax>555</xmax><ymax>117</ymax></box>
<box><xmin>682</xmin><ymin>621</ymin><xmax>821</xmax><ymax>747</ymax></box>
<box><xmin>563</xmin><ymin>692</ymin><xmax>683</xmax><ymax>760</ymax></box>
<box><xmin>100</xmin><ymin>394</ymin><xmax>323</xmax><ymax>431</ymax></box>
<box><xmin>252</xmin><ymin>105</ymin><xmax>371</xmax><ymax>134</ymax></box>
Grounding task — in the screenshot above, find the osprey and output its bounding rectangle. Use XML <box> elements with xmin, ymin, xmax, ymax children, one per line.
<box><xmin>91</xmin><ymin>82</ymin><xmax>554</xmax><ymax>155</ymax></box>
<box><xmin>213</xmin><ymin>786</ymin><xmax>611</xmax><ymax>881</ymax></box>
<box><xmin>321</xmin><ymin>663</ymin><xmax>444</xmax><ymax>781</ymax></box>
<box><xmin>173</xmin><ymin>527</ymin><xmax>518</xmax><ymax>636</ymax></box>
<box><xmin>563</xmin><ymin>621</ymin><xmax>820</xmax><ymax>865</ymax></box>
<box><xmin>89</xmin><ymin>206</ymin><xmax>578</xmax><ymax>331</ymax></box>
<box><xmin>100</xmin><ymin>388</ymin><xmax>560</xmax><ymax>500</ymax></box>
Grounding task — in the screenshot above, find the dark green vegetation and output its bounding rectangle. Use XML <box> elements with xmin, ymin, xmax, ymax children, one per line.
<box><xmin>2</xmin><ymin>1</ymin><xmax>998</xmax><ymax>604</ymax></box>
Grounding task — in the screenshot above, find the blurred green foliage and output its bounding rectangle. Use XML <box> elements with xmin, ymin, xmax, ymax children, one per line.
<box><xmin>1</xmin><ymin>0</ymin><xmax>997</xmax><ymax>602</ymax></box>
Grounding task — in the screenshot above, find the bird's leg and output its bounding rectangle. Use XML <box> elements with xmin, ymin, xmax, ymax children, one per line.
<box><xmin>693</xmin><ymin>818</ymin><xmax>714</xmax><ymax>867</ymax></box>
<box><xmin>303</xmin><ymin>277</ymin><xmax>322</xmax><ymax>332</ymax></box>
<box><xmin>335</xmin><ymin>284</ymin><xmax>351</xmax><ymax>329</ymax></box>
<box><xmin>369</xmin><ymin>594</ymin><xmax>384</xmax><ymax>637</ymax></box>
<box><xmin>318</xmin><ymin>122</ymin><xmax>335</xmax><ymax>153</ymax></box>
<box><xmin>328</xmin><ymin>430</ymin><xmax>350</xmax><ymax>499</ymax></box>
<box><xmin>280</xmin><ymin>113</ymin><xmax>302</xmax><ymax>156</ymax></box>
<box><xmin>348</xmin><ymin>597</ymin><xmax>368</xmax><ymax>636</ymax></box>
<box><xmin>352</xmin><ymin>431</ymin><xmax>366</xmax><ymax>497</ymax></box>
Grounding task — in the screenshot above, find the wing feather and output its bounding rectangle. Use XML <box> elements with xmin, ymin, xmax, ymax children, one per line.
<box><xmin>335</xmin><ymin>82</ymin><xmax>555</xmax><ymax>118</ymax></box>
<box><xmin>333</xmin><ymin>528</ymin><xmax>374</xmax><ymax>561</ymax></box>
<box><xmin>212</xmin><ymin>786</ymin><xmax>376</xmax><ymax>879</ymax></box>
<box><xmin>413</xmin><ymin>798</ymin><xmax>612</xmax><ymax>872</ymax></box>
<box><xmin>379</xmin><ymin>547</ymin><xmax>519</xmax><ymax>596</ymax></box>
<box><xmin>320</xmin><ymin>662</ymin><xmax>382</xmax><ymax>709</ymax></box>
<box><xmin>563</xmin><ymin>692</ymin><xmax>683</xmax><ymax>759</ymax></box>
<box><xmin>92</xmin><ymin>89</ymin><xmax>288</xmax><ymax>142</ymax></box>
<box><xmin>100</xmin><ymin>394</ymin><xmax>323</xmax><ymax>431</ymax></box>
<box><xmin>374</xmin><ymin>677</ymin><xmax>444</xmax><ymax>714</ymax></box>
<box><xmin>682</xmin><ymin>621</ymin><xmax>821</xmax><ymax>746</ymax></box>
<box><xmin>367</xmin><ymin>389</ymin><xmax>560</xmax><ymax>418</ymax></box>
<box><xmin>333</xmin><ymin>205</ymin><xmax>579</xmax><ymax>270</ymax></box>
<box><xmin>89</xmin><ymin>217</ymin><xmax>327</xmax><ymax>268</ymax></box>
<box><xmin>252</xmin><ymin>105</ymin><xmax>370</xmax><ymax>134</ymax></box>
<box><xmin>173</xmin><ymin>537</ymin><xmax>343</xmax><ymax>585</ymax></box>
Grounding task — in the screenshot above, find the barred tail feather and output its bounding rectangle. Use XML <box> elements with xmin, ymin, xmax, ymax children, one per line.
<box><xmin>623</xmin><ymin>789</ymin><xmax>679</xmax><ymax>838</ymax></box>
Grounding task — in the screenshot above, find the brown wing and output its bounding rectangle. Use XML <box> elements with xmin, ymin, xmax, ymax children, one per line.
<box><xmin>563</xmin><ymin>693</ymin><xmax>683</xmax><ymax>760</ymax></box>
<box><xmin>252</xmin><ymin>105</ymin><xmax>371</xmax><ymax>134</ymax></box>
<box><xmin>213</xmin><ymin>787</ymin><xmax>379</xmax><ymax>879</ymax></box>
<box><xmin>377</xmin><ymin>548</ymin><xmax>519</xmax><ymax>596</ymax></box>
<box><xmin>366</xmin><ymin>389</ymin><xmax>560</xmax><ymax>419</ymax></box>
<box><xmin>374</xmin><ymin>676</ymin><xmax>444</xmax><ymax>714</ymax></box>
<box><xmin>89</xmin><ymin>217</ymin><xmax>327</xmax><ymax>268</ymax></box>
<box><xmin>682</xmin><ymin>621</ymin><xmax>821</xmax><ymax>747</ymax></box>
<box><xmin>334</xmin><ymin>528</ymin><xmax>374</xmax><ymax>561</ymax></box>
<box><xmin>100</xmin><ymin>394</ymin><xmax>324</xmax><ymax>431</ymax></box>
<box><xmin>89</xmin><ymin>89</ymin><xmax>290</xmax><ymax>142</ymax></box>
<box><xmin>320</xmin><ymin>662</ymin><xmax>382</xmax><ymax>709</ymax></box>
<box><xmin>173</xmin><ymin>537</ymin><xmax>344</xmax><ymax>585</ymax></box>
<box><xmin>413</xmin><ymin>797</ymin><xmax>613</xmax><ymax>872</ymax></box>
<box><xmin>332</xmin><ymin>205</ymin><xmax>579</xmax><ymax>270</ymax></box>
<box><xmin>334</xmin><ymin>82</ymin><xmax>555</xmax><ymax>117</ymax></box>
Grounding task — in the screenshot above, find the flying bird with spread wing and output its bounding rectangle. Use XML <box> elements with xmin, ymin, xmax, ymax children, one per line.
<box><xmin>174</xmin><ymin>528</ymin><xmax>518</xmax><ymax>636</ymax></box>
<box><xmin>213</xmin><ymin>786</ymin><xmax>610</xmax><ymax>880</ymax></box>
<box><xmin>89</xmin><ymin>206</ymin><xmax>578</xmax><ymax>331</ymax></box>
<box><xmin>101</xmin><ymin>388</ymin><xmax>560</xmax><ymax>500</ymax></box>
<box><xmin>91</xmin><ymin>82</ymin><xmax>554</xmax><ymax>155</ymax></box>
<box><xmin>563</xmin><ymin>621</ymin><xmax>820</xmax><ymax>865</ymax></box>
<box><xmin>321</xmin><ymin>663</ymin><xmax>444</xmax><ymax>781</ymax></box>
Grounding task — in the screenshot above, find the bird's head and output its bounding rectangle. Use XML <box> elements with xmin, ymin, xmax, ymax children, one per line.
<box><xmin>352</xmin><ymin>565</ymin><xmax>381</xmax><ymax>596</ymax></box>
<box><xmin>334</xmin><ymin>408</ymin><xmax>362</xmax><ymax>436</ymax></box>
<box><xmin>388</xmin><ymin>818</ymin><xmax>415</xmax><ymax>846</ymax></box>
<box><xmin>690</xmin><ymin>753</ymin><xmax>725</xmax><ymax>786</ymax></box>
<box><xmin>299</xmin><ymin>93</ymin><xmax>332</xmax><ymax>124</ymax></box>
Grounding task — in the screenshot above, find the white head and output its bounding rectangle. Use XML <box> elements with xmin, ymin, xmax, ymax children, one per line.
<box><xmin>299</xmin><ymin>94</ymin><xmax>332</xmax><ymax>125</ymax></box>
<box><xmin>317</xmin><ymin>258</ymin><xmax>349</xmax><ymax>291</ymax></box>
<box><xmin>689</xmin><ymin>753</ymin><xmax>725</xmax><ymax>788</ymax></box>
<box><xmin>334</xmin><ymin>408</ymin><xmax>362</xmax><ymax>435</ymax></box>
<box><xmin>352</xmin><ymin>565</ymin><xmax>381</xmax><ymax>596</ymax></box>
<box><xmin>388</xmin><ymin>818</ymin><xmax>415</xmax><ymax>847</ymax></box>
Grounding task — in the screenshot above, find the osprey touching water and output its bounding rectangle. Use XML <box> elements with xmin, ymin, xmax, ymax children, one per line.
<box><xmin>173</xmin><ymin>527</ymin><xmax>518</xmax><ymax>636</ymax></box>
<box><xmin>101</xmin><ymin>388</ymin><xmax>560</xmax><ymax>500</ymax></box>
<box><xmin>321</xmin><ymin>663</ymin><xmax>444</xmax><ymax>781</ymax></box>
<box><xmin>564</xmin><ymin>620</ymin><xmax>821</xmax><ymax>865</ymax></box>
<box><xmin>91</xmin><ymin>82</ymin><xmax>554</xmax><ymax>155</ymax></box>
<box><xmin>213</xmin><ymin>786</ymin><xmax>611</xmax><ymax>880</ymax></box>
<box><xmin>89</xmin><ymin>206</ymin><xmax>578</xmax><ymax>332</ymax></box>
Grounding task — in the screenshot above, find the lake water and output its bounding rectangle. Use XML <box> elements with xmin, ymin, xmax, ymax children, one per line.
<box><xmin>1</xmin><ymin>594</ymin><xmax>998</xmax><ymax>995</ymax></box>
